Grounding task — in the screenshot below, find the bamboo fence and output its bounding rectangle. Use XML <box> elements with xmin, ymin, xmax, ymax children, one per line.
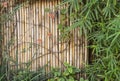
<box><xmin>0</xmin><ymin>0</ymin><xmax>88</xmax><ymax>72</ymax></box>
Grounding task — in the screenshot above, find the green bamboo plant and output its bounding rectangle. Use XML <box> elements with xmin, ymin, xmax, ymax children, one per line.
<box><xmin>58</xmin><ymin>0</ymin><xmax>120</xmax><ymax>81</ymax></box>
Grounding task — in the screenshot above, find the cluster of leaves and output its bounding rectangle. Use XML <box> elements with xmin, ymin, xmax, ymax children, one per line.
<box><xmin>0</xmin><ymin>64</ymin><xmax>51</xmax><ymax>81</ymax></box>
<box><xmin>59</xmin><ymin>0</ymin><xmax>120</xmax><ymax>81</ymax></box>
<box><xmin>11</xmin><ymin>66</ymin><xmax>51</xmax><ymax>81</ymax></box>
<box><xmin>48</xmin><ymin>62</ymin><xmax>88</xmax><ymax>81</ymax></box>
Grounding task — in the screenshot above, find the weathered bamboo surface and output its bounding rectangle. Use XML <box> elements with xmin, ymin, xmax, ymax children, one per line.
<box><xmin>1</xmin><ymin>0</ymin><xmax>88</xmax><ymax>71</ymax></box>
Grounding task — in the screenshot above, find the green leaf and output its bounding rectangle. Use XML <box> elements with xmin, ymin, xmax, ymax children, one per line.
<box><xmin>113</xmin><ymin>0</ymin><xmax>116</xmax><ymax>6</ymax></box>
<box><xmin>64</xmin><ymin>62</ymin><xmax>70</xmax><ymax>67</ymax></box>
<box><xmin>68</xmin><ymin>76</ymin><xmax>75</xmax><ymax>81</ymax></box>
<box><xmin>58</xmin><ymin>78</ymin><xmax>65</xmax><ymax>81</ymax></box>
<box><xmin>79</xmin><ymin>78</ymin><xmax>84</xmax><ymax>81</ymax></box>
<box><xmin>68</xmin><ymin>68</ymin><xmax>73</xmax><ymax>73</ymax></box>
<box><xmin>110</xmin><ymin>32</ymin><xmax>120</xmax><ymax>47</ymax></box>
<box><xmin>63</xmin><ymin>70</ymin><xmax>70</xmax><ymax>76</ymax></box>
